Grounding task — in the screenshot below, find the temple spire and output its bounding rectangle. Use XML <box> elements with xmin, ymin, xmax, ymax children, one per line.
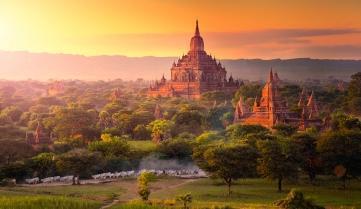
<box><xmin>195</xmin><ymin>20</ymin><xmax>200</xmax><ymax>36</ymax></box>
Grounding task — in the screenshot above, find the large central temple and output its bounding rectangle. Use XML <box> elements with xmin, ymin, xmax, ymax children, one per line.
<box><xmin>148</xmin><ymin>21</ymin><xmax>240</xmax><ymax>99</ymax></box>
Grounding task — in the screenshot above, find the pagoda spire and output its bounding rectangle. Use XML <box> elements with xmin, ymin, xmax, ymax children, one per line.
<box><xmin>195</xmin><ymin>19</ymin><xmax>200</xmax><ymax>36</ymax></box>
<box><xmin>307</xmin><ymin>91</ymin><xmax>314</xmax><ymax>106</ymax></box>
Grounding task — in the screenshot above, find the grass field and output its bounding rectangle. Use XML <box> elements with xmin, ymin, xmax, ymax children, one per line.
<box><xmin>0</xmin><ymin>195</ymin><xmax>100</xmax><ymax>209</ymax></box>
<box><xmin>150</xmin><ymin>177</ymin><xmax>361</xmax><ymax>209</ymax></box>
<box><xmin>0</xmin><ymin>182</ymin><xmax>125</xmax><ymax>202</ymax></box>
<box><xmin>0</xmin><ymin>177</ymin><xmax>360</xmax><ymax>209</ymax></box>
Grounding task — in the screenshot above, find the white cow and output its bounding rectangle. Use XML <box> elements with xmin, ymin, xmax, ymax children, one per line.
<box><xmin>25</xmin><ymin>177</ymin><xmax>39</xmax><ymax>184</ymax></box>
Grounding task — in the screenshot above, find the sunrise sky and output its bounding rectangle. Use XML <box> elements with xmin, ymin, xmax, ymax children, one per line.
<box><xmin>1</xmin><ymin>0</ymin><xmax>361</xmax><ymax>59</ymax></box>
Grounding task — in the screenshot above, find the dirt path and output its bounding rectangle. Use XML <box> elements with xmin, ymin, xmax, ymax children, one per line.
<box><xmin>100</xmin><ymin>178</ymin><xmax>198</xmax><ymax>209</ymax></box>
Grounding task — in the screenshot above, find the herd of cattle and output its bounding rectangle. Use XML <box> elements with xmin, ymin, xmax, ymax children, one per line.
<box><xmin>25</xmin><ymin>175</ymin><xmax>74</xmax><ymax>184</ymax></box>
<box><xmin>24</xmin><ymin>169</ymin><xmax>206</xmax><ymax>185</ymax></box>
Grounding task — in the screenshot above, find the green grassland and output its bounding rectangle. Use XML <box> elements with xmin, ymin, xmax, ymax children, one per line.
<box><xmin>0</xmin><ymin>177</ymin><xmax>360</xmax><ymax>209</ymax></box>
<box><xmin>150</xmin><ymin>177</ymin><xmax>361</xmax><ymax>209</ymax></box>
<box><xmin>0</xmin><ymin>195</ymin><xmax>100</xmax><ymax>209</ymax></box>
<box><xmin>0</xmin><ymin>182</ymin><xmax>125</xmax><ymax>202</ymax></box>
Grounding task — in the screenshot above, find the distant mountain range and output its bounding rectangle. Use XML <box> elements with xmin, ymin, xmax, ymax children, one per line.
<box><xmin>1</xmin><ymin>51</ymin><xmax>360</xmax><ymax>81</ymax></box>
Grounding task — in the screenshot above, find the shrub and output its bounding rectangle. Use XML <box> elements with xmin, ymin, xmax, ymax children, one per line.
<box><xmin>157</xmin><ymin>138</ymin><xmax>193</xmax><ymax>159</ymax></box>
<box><xmin>176</xmin><ymin>193</ymin><xmax>192</xmax><ymax>209</ymax></box>
<box><xmin>275</xmin><ymin>190</ymin><xmax>325</xmax><ymax>209</ymax></box>
<box><xmin>137</xmin><ymin>171</ymin><xmax>156</xmax><ymax>201</ymax></box>
<box><xmin>110</xmin><ymin>202</ymin><xmax>168</xmax><ymax>209</ymax></box>
<box><xmin>226</xmin><ymin>124</ymin><xmax>269</xmax><ymax>139</ymax></box>
<box><xmin>195</xmin><ymin>131</ymin><xmax>222</xmax><ymax>144</ymax></box>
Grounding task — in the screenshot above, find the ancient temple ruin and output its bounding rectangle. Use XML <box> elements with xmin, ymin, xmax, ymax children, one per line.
<box><xmin>234</xmin><ymin>70</ymin><xmax>323</xmax><ymax>130</ymax></box>
<box><xmin>148</xmin><ymin>20</ymin><xmax>240</xmax><ymax>99</ymax></box>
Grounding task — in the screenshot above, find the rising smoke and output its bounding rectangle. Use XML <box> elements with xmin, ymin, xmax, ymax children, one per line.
<box><xmin>138</xmin><ymin>154</ymin><xmax>200</xmax><ymax>170</ymax></box>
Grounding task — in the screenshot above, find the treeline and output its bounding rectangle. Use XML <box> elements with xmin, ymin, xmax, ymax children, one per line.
<box><xmin>0</xmin><ymin>72</ymin><xmax>361</xmax><ymax>188</ymax></box>
<box><xmin>193</xmin><ymin>115</ymin><xmax>361</xmax><ymax>195</ymax></box>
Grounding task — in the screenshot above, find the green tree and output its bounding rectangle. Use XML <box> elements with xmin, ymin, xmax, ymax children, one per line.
<box><xmin>195</xmin><ymin>131</ymin><xmax>222</xmax><ymax>144</ymax></box>
<box><xmin>273</xmin><ymin>124</ymin><xmax>298</xmax><ymax>137</ymax></box>
<box><xmin>232</xmin><ymin>83</ymin><xmax>262</xmax><ymax>105</ymax></box>
<box><xmin>51</xmin><ymin>106</ymin><xmax>98</xmax><ymax>140</ymax></box>
<box><xmin>317</xmin><ymin>130</ymin><xmax>361</xmax><ymax>189</ymax></box>
<box><xmin>348</xmin><ymin>97</ymin><xmax>361</xmax><ymax>115</ymax></box>
<box><xmin>0</xmin><ymin>161</ymin><xmax>29</xmax><ymax>180</ymax></box>
<box><xmin>102</xmin><ymin>102</ymin><xmax>124</xmax><ymax>115</ymax></box>
<box><xmin>19</xmin><ymin>112</ymin><xmax>33</xmax><ymax>126</ymax></box>
<box><xmin>0</xmin><ymin>114</ymin><xmax>12</xmax><ymax>125</ymax></box>
<box><xmin>30</xmin><ymin>153</ymin><xmax>56</xmax><ymax>178</ymax></box>
<box><xmin>172</xmin><ymin>110</ymin><xmax>205</xmax><ymax>135</ymax></box>
<box><xmin>194</xmin><ymin>144</ymin><xmax>258</xmax><ymax>196</ymax></box>
<box><xmin>348</xmin><ymin>72</ymin><xmax>361</xmax><ymax>98</ymax></box>
<box><xmin>56</xmin><ymin>149</ymin><xmax>103</xmax><ymax>185</ymax></box>
<box><xmin>207</xmin><ymin>106</ymin><xmax>232</xmax><ymax>129</ymax></box>
<box><xmin>330</xmin><ymin>112</ymin><xmax>361</xmax><ymax>131</ymax></box>
<box><xmin>131</xmin><ymin>110</ymin><xmax>155</xmax><ymax>127</ymax></box>
<box><xmin>88</xmin><ymin>134</ymin><xmax>130</xmax><ymax>159</ymax></box>
<box><xmin>292</xmin><ymin>133</ymin><xmax>320</xmax><ymax>183</ymax></box>
<box><xmin>112</xmin><ymin>112</ymin><xmax>133</xmax><ymax>136</ymax></box>
<box><xmin>220</xmin><ymin>112</ymin><xmax>234</xmax><ymax>128</ymax></box>
<box><xmin>133</xmin><ymin>124</ymin><xmax>151</xmax><ymax>140</ymax></box>
<box><xmin>37</xmin><ymin>97</ymin><xmax>64</xmax><ymax>106</ymax></box>
<box><xmin>0</xmin><ymin>140</ymin><xmax>33</xmax><ymax>166</ymax></box>
<box><xmin>0</xmin><ymin>106</ymin><xmax>22</xmax><ymax>122</ymax></box>
<box><xmin>157</xmin><ymin>138</ymin><xmax>192</xmax><ymax>159</ymax></box>
<box><xmin>226</xmin><ymin>124</ymin><xmax>270</xmax><ymax>139</ymax></box>
<box><xmin>98</xmin><ymin>111</ymin><xmax>112</xmax><ymax>130</ymax></box>
<box><xmin>147</xmin><ymin>119</ymin><xmax>174</xmax><ymax>143</ymax></box>
<box><xmin>257</xmin><ymin>139</ymin><xmax>300</xmax><ymax>192</ymax></box>
<box><xmin>347</xmin><ymin>72</ymin><xmax>361</xmax><ymax>114</ymax></box>
<box><xmin>201</xmin><ymin>91</ymin><xmax>229</xmax><ymax>102</ymax></box>
<box><xmin>279</xmin><ymin>85</ymin><xmax>302</xmax><ymax>112</ymax></box>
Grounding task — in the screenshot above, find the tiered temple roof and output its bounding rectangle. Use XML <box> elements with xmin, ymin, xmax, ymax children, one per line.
<box><xmin>148</xmin><ymin>20</ymin><xmax>240</xmax><ymax>99</ymax></box>
<box><xmin>298</xmin><ymin>89</ymin><xmax>319</xmax><ymax>120</ymax></box>
<box><xmin>234</xmin><ymin>70</ymin><xmax>322</xmax><ymax>130</ymax></box>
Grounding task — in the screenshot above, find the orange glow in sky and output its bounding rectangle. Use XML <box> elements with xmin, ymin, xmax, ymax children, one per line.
<box><xmin>0</xmin><ymin>0</ymin><xmax>361</xmax><ymax>59</ymax></box>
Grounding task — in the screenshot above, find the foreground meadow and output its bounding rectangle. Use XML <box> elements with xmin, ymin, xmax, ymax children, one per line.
<box><xmin>1</xmin><ymin>177</ymin><xmax>360</xmax><ymax>209</ymax></box>
<box><xmin>0</xmin><ymin>196</ymin><xmax>100</xmax><ymax>209</ymax></box>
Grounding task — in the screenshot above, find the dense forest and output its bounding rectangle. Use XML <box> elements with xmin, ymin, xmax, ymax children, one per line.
<box><xmin>1</xmin><ymin>72</ymin><xmax>361</xmax><ymax>195</ymax></box>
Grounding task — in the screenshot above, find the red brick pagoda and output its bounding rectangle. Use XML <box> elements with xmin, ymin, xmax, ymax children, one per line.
<box><xmin>234</xmin><ymin>70</ymin><xmax>322</xmax><ymax>130</ymax></box>
<box><xmin>148</xmin><ymin>21</ymin><xmax>240</xmax><ymax>99</ymax></box>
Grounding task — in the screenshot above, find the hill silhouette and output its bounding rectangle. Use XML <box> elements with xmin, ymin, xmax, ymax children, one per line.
<box><xmin>1</xmin><ymin>51</ymin><xmax>360</xmax><ymax>81</ymax></box>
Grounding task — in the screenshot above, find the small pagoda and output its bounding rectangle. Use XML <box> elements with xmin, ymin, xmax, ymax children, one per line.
<box><xmin>234</xmin><ymin>70</ymin><xmax>323</xmax><ymax>130</ymax></box>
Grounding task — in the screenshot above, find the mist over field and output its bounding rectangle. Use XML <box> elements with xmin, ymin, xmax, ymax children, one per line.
<box><xmin>139</xmin><ymin>155</ymin><xmax>199</xmax><ymax>171</ymax></box>
<box><xmin>1</xmin><ymin>51</ymin><xmax>360</xmax><ymax>81</ymax></box>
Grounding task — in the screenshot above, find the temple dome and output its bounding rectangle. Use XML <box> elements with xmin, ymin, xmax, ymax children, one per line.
<box><xmin>190</xmin><ymin>20</ymin><xmax>204</xmax><ymax>51</ymax></box>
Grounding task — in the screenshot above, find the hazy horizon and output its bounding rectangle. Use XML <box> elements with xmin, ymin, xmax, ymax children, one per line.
<box><xmin>1</xmin><ymin>0</ymin><xmax>361</xmax><ymax>81</ymax></box>
<box><xmin>1</xmin><ymin>50</ymin><xmax>360</xmax><ymax>82</ymax></box>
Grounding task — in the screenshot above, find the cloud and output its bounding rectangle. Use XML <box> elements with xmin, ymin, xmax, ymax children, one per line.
<box><xmin>65</xmin><ymin>28</ymin><xmax>361</xmax><ymax>59</ymax></box>
<box><xmin>206</xmin><ymin>28</ymin><xmax>361</xmax><ymax>46</ymax></box>
<box><xmin>295</xmin><ymin>45</ymin><xmax>361</xmax><ymax>59</ymax></box>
